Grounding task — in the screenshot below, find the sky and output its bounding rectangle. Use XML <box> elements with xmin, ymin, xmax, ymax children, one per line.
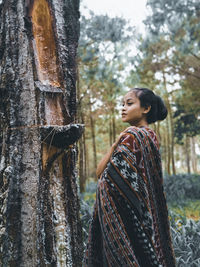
<box><xmin>80</xmin><ymin>0</ymin><xmax>148</xmax><ymax>33</ymax></box>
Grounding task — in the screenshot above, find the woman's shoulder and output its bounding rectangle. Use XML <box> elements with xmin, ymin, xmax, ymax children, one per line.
<box><xmin>124</xmin><ymin>126</ymin><xmax>156</xmax><ymax>137</ymax></box>
<box><xmin>122</xmin><ymin>126</ymin><xmax>159</xmax><ymax>148</ymax></box>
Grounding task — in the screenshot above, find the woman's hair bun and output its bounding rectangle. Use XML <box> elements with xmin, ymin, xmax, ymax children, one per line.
<box><xmin>131</xmin><ymin>88</ymin><xmax>168</xmax><ymax>124</ymax></box>
<box><xmin>155</xmin><ymin>95</ymin><xmax>168</xmax><ymax>121</ymax></box>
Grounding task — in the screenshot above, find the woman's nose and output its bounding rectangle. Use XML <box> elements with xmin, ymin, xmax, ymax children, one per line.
<box><xmin>122</xmin><ymin>105</ymin><xmax>126</xmax><ymax>111</ymax></box>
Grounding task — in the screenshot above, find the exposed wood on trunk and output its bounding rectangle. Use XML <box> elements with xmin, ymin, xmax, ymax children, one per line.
<box><xmin>0</xmin><ymin>0</ymin><xmax>83</xmax><ymax>266</ymax></box>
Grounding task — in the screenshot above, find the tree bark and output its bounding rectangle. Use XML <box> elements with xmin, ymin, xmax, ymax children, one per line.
<box><xmin>166</xmin><ymin>116</ymin><xmax>171</xmax><ymax>175</ymax></box>
<box><xmin>191</xmin><ymin>137</ymin><xmax>197</xmax><ymax>173</ymax></box>
<box><xmin>89</xmin><ymin>102</ymin><xmax>97</xmax><ymax>176</ymax></box>
<box><xmin>109</xmin><ymin>119</ymin><xmax>113</xmax><ymax>146</ymax></box>
<box><xmin>163</xmin><ymin>132</ymin><xmax>168</xmax><ymax>173</ymax></box>
<box><xmin>78</xmin><ymin>114</ymin><xmax>87</xmax><ymax>192</ymax></box>
<box><xmin>185</xmin><ymin>135</ymin><xmax>191</xmax><ymax>174</ymax></box>
<box><xmin>78</xmin><ymin>135</ymin><xmax>84</xmax><ymax>192</ymax></box>
<box><xmin>162</xmin><ymin>71</ymin><xmax>176</xmax><ymax>174</ymax></box>
<box><xmin>157</xmin><ymin>121</ymin><xmax>161</xmax><ymax>142</ymax></box>
<box><xmin>111</xmin><ymin>107</ymin><xmax>116</xmax><ymax>143</ymax></box>
<box><xmin>0</xmin><ymin>0</ymin><xmax>83</xmax><ymax>266</ymax></box>
<box><xmin>168</xmin><ymin>105</ymin><xmax>176</xmax><ymax>175</ymax></box>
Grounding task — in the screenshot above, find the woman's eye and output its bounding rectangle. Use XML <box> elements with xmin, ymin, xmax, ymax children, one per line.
<box><xmin>127</xmin><ymin>102</ymin><xmax>133</xmax><ymax>105</ymax></box>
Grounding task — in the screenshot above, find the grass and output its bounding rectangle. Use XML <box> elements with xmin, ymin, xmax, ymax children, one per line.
<box><xmin>169</xmin><ymin>199</ymin><xmax>200</xmax><ymax>221</ymax></box>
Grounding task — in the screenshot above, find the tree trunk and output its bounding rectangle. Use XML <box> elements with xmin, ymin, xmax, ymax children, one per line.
<box><xmin>76</xmin><ymin>66</ymin><xmax>86</xmax><ymax>192</ymax></box>
<box><xmin>0</xmin><ymin>0</ymin><xmax>83</xmax><ymax>266</ymax></box>
<box><xmin>168</xmin><ymin>105</ymin><xmax>176</xmax><ymax>175</ymax></box>
<box><xmin>89</xmin><ymin>103</ymin><xmax>97</xmax><ymax>175</ymax></box>
<box><xmin>111</xmin><ymin>107</ymin><xmax>116</xmax><ymax>143</ymax></box>
<box><xmin>163</xmin><ymin>131</ymin><xmax>168</xmax><ymax>174</ymax></box>
<box><xmin>162</xmin><ymin>71</ymin><xmax>176</xmax><ymax>174</ymax></box>
<box><xmin>78</xmin><ymin>135</ymin><xmax>84</xmax><ymax>193</ymax></box>
<box><xmin>78</xmin><ymin>115</ymin><xmax>87</xmax><ymax>192</ymax></box>
<box><xmin>191</xmin><ymin>137</ymin><xmax>197</xmax><ymax>173</ymax></box>
<box><xmin>166</xmin><ymin>116</ymin><xmax>171</xmax><ymax>175</ymax></box>
<box><xmin>109</xmin><ymin>118</ymin><xmax>113</xmax><ymax>146</ymax></box>
<box><xmin>157</xmin><ymin>121</ymin><xmax>161</xmax><ymax>142</ymax></box>
<box><xmin>185</xmin><ymin>135</ymin><xmax>191</xmax><ymax>174</ymax></box>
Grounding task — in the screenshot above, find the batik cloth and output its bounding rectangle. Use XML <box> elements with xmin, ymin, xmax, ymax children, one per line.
<box><xmin>83</xmin><ymin>126</ymin><xmax>176</xmax><ymax>267</ymax></box>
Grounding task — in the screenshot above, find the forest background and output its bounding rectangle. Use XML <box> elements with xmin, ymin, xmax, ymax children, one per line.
<box><xmin>77</xmin><ymin>0</ymin><xmax>200</xmax><ymax>265</ymax></box>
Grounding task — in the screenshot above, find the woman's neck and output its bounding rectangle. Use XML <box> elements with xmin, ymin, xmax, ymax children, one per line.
<box><xmin>131</xmin><ymin>120</ymin><xmax>149</xmax><ymax>128</ymax></box>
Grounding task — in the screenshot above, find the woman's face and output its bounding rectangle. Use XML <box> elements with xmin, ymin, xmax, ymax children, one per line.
<box><xmin>121</xmin><ymin>91</ymin><xmax>148</xmax><ymax>126</ymax></box>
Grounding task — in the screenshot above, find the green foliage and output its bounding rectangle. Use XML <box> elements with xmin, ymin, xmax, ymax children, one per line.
<box><xmin>174</xmin><ymin>105</ymin><xmax>200</xmax><ymax>143</ymax></box>
<box><xmin>170</xmin><ymin>211</ymin><xmax>200</xmax><ymax>266</ymax></box>
<box><xmin>81</xmin><ymin>13</ymin><xmax>133</xmax><ymax>43</ymax></box>
<box><xmin>146</xmin><ymin>0</ymin><xmax>200</xmax><ymax>35</ymax></box>
<box><xmin>145</xmin><ymin>0</ymin><xmax>200</xmax><ymax>115</ymax></box>
<box><xmin>169</xmin><ymin>200</ymin><xmax>200</xmax><ymax>221</ymax></box>
<box><xmin>80</xmin><ymin>197</ymin><xmax>93</xmax><ymax>248</ymax></box>
<box><xmin>164</xmin><ymin>174</ymin><xmax>200</xmax><ymax>204</ymax></box>
<box><xmin>80</xmin><ymin>180</ymin><xmax>96</xmax><ymax>248</ymax></box>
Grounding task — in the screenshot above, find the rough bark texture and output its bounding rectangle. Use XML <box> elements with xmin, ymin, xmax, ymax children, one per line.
<box><xmin>0</xmin><ymin>0</ymin><xmax>83</xmax><ymax>266</ymax></box>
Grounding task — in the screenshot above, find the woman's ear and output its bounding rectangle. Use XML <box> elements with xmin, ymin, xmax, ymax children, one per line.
<box><xmin>143</xmin><ymin>105</ymin><xmax>151</xmax><ymax>114</ymax></box>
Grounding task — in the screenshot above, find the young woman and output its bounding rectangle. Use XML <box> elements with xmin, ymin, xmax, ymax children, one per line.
<box><xmin>83</xmin><ymin>88</ymin><xmax>176</xmax><ymax>267</ymax></box>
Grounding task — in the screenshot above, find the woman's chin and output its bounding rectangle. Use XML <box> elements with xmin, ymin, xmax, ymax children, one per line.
<box><xmin>122</xmin><ymin>117</ymin><xmax>127</xmax><ymax>122</ymax></box>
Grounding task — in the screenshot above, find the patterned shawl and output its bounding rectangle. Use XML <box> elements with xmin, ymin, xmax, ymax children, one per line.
<box><xmin>83</xmin><ymin>127</ymin><xmax>176</xmax><ymax>267</ymax></box>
